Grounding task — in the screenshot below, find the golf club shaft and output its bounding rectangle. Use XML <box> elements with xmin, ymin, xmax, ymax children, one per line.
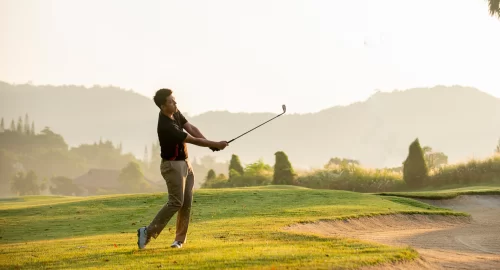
<box><xmin>211</xmin><ymin>105</ymin><xmax>286</xmax><ymax>151</ymax></box>
<box><xmin>227</xmin><ymin>112</ymin><xmax>285</xmax><ymax>143</ymax></box>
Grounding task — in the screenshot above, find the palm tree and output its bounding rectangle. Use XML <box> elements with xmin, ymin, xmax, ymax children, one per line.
<box><xmin>489</xmin><ymin>0</ymin><xmax>500</xmax><ymax>18</ymax></box>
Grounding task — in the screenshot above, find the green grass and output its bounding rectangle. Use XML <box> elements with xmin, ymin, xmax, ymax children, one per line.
<box><xmin>0</xmin><ymin>186</ymin><xmax>465</xmax><ymax>269</ymax></box>
<box><xmin>376</xmin><ymin>185</ymin><xmax>500</xmax><ymax>199</ymax></box>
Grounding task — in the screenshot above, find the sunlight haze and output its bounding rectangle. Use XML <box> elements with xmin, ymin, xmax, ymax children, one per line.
<box><xmin>1</xmin><ymin>0</ymin><xmax>500</xmax><ymax>115</ymax></box>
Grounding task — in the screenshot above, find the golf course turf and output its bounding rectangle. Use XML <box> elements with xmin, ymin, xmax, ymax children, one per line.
<box><xmin>0</xmin><ymin>185</ymin><xmax>473</xmax><ymax>269</ymax></box>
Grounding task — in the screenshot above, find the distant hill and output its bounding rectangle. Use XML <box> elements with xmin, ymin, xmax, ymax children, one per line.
<box><xmin>2</xmin><ymin>81</ymin><xmax>500</xmax><ymax>169</ymax></box>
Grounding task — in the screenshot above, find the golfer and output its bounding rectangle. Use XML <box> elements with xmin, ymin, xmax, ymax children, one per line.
<box><xmin>137</xmin><ymin>88</ymin><xmax>228</xmax><ymax>249</ymax></box>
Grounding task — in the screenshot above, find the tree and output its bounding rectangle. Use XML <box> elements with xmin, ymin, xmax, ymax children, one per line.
<box><xmin>205</xmin><ymin>169</ymin><xmax>216</xmax><ymax>181</ymax></box>
<box><xmin>143</xmin><ymin>145</ymin><xmax>149</xmax><ymax>165</ymax></box>
<box><xmin>422</xmin><ymin>146</ymin><xmax>432</xmax><ymax>154</ymax></box>
<box><xmin>403</xmin><ymin>138</ymin><xmax>429</xmax><ymax>188</ymax></box>
<box><xmin>38</xmin><ymin>127</ymin><xmax>68</xmax><ymax>150</ymax></box>
<box><xmin>426</xmin><ymin>152</ymin><xmax>448</xmax><ymax>169</ymax></box>
<box><xmin>10</xmin><ymin>119</ymin><xmax>15</xmax><ymax>131</ymax></box>
<box><xmin>228</xmin><ymin>154</ymin><xmax>244</xmax><ymax>179</ymax></box>
<box><xmin>272</xmin><ymin>151</ymin><xmax>295</xmax><ymax>185</ymax></box>
<box><xmin>16</xmin><ymin>116</ymin><xmax>23</xmax><ymax>133</ymax></box>
<box><xmin>49</xmin><ymin>176</ymin><xmax>83</xmax><ymax>196</ymax></box>
<box><xmin>70</xmin><ymin>138</ymin><xmax>133</xmax><ymax>171</ymax></box>
<box><xmin>0</xmin><ymin>150</ymin><xmax>15</xmax><ymax>196</ymax></box>
<box><xmin>244</xmin><ymin>158</ymin><xmax>272</xmax><ymax>177</ymax></box>
<box><xmin>31</xmin><ymin>121</ymin><xmax>35</xmax><ymax>135</ymax></box>
<box><xmin>149</xmin><ymin>140</ymin><xmax>161</xmax><ymax>171</ymax></box>
<box><xmin>422</xmin><ymin>146</ymin><xmax>448</xmax><ymax>170</ymax></box>
<box><xmin>200</xmin><ymin>155</ymin><xmax>217</xmax><ymax>168</ymax></box>
<box><xmin>0</xmin><ymin>117</ymin><xmax>4</xmax><ymax>132</ymax></box>
<box><xmin>10</xmin><ymin>170</ymin><xmax>40</xmax><ymax>196</ymax></box>
<box><xmin>40</xmin><ymin>177</ymin><xmax>49</xmax><ymax>193</ymax></box>
<box><xmin>24</xmin><ymin>114</ymin><xmax>30</xmax><ymax>134</ymax></box>
<box><xmin>117</xmin><ymin>161</ymin><xmax>149</xmax><ymax>193</ymax></box>
<box><xmin>488</xmin><ymin>0</ymin><xmax>500</xmax><ymax>18</ymax></box>
<box><xmin>201</xmin><ymin>172</ymin><xmax>229</xmax><ymax>188</ymax></box>
<box><xmin>324</xmin><ymin>157</ymin><xmax>360</xmax><ymax>169</ymax></box>
<box><xmin>495</xmin><ymin>138</ymin><xmax>500</xmax><ymax>155</ymax></box>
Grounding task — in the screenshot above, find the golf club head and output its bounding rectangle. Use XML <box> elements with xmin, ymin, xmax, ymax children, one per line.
<box><xmin>282</xmin><ymin>104</ymin><xmax>286</xmax><ymax>114</ymax></box>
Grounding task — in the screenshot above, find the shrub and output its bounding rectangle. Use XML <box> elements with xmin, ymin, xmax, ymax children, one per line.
<box><xmin>202</xmin><ymin>173</ymin><xmax>230</xmax><ymax>188</ymax></box>
<box><xmin>295</xmin><ymin>162</ymin><xmax>406</xmax><ymax>192</ymax></box>
<box><xmin>428</xmin><ymin>155</ymin><xmax>500</xmax><ymax>187</ymax></box>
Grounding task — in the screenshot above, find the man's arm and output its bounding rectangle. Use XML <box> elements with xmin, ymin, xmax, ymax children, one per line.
<box><xmin>184</xmin><ymin>133</ymin><xmax>227</xmax><ymax>150</ymax></box>
<box><xmin>183</xmin><ymin>122</ymin><xmax>206</xmax><ymax>139</ymax></box>
<box><xmin>184</xmin><ymin>122</ymin><xmax>223</xmax><ymax>151</ymax></box>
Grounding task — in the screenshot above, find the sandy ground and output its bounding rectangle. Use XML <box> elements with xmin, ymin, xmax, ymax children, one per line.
<box><xmin>285</xmin><ymin>195</ymin><xmax>500</xmax><ymax>269</ymax></box>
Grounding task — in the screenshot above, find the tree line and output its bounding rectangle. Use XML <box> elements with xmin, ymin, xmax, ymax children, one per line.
<box><xmin>0</xmin><ymin>114</ymin><xmax>140</xmax><ymax>196</ymax></box>
<box><xmin>201</xmin><ymin>151</ymin><xmax>295</xmax><ymax>188</ymax></box>
<box><xmin>0</xmin><ymin>115</ymin><xmax>35</xmax><ymax>135</ymax></box>
<box><xmin>2</xmin><ymin>114</ymin><xmax>499</xmax><ymax>196</ymax></box>
<box><xmin>202</xmin><ymin>137</ymin><xmax>500</xmax><ymax>192</ymax></box>
<box><xmin>0</xmin><ymin>114</ymin><xmax>237</xmax><ymax>196</ymax></box>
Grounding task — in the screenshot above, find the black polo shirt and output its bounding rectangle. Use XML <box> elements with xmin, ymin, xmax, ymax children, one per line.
<box><xmin>157</xmin><ymin>111</ymin><xmax>189</xmax><ymax>161</ymax></box>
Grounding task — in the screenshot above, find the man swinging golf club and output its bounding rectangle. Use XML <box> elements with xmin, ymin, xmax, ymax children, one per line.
<box><xmin>138</xmin><ymin>88</ymin><xmax>286</xmax><ymax>249</ymax></box>
<box><xmin>137</xmin><ymin>88</ymin><xmax>228</xmax><ymax>249</ymax></box>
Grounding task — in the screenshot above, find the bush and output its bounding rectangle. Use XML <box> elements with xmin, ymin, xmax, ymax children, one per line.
<box><xmin>202</xmin><ymin>158</ymin><xmax>274</xmax><ymax>188</ymax></box>
<box><xmin>428</xmin><ymin>155</ymin><xmax>500</xmax><ymax>187</ymax></box>
<box><xmin>295</xmin><ymin>162</ymin><xmax>406</xmax><ymax>192</ymax></box>
<box><xmin>227</xmin><ymin>175</ymin><xmax>272</xmax><ymax>187</ymax></box>
<box><xmin>202</xmin><ymin>173</ymin><xmax>231</xmax><ymax>188</ymax></box>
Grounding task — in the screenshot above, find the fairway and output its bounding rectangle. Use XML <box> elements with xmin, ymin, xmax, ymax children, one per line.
<box><xmin>0</xmin><ymin>186</ymin><xmax>464</xmax><ymax>269</ymax></box>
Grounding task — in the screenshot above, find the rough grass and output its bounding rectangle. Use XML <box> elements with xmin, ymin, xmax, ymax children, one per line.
<box><xmin>0</xmin><ymin>186</ymin><xmax>464</xmax><ymax>269</ymax></box>
<box><xmin>376</xmin><ymin>185</ymin><xmax>500</xmax><ymax>199</ymax></box>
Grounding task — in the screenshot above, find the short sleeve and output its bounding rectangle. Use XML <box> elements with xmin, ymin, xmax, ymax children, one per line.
<box><xmin>178</xmin><ymin>111</ymin><xmax>188</xmax><ymax>126</ymax></box>
<box><xmin>165</xmin><ymin>124</ymin><xmax>188</xmax><ymax>143</ymax></box>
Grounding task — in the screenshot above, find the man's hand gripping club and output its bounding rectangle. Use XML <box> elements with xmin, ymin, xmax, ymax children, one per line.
<box><xmin>184</xmin><ymin>134</ymin><xmax>228</xmax><ymax>151</ymax></box>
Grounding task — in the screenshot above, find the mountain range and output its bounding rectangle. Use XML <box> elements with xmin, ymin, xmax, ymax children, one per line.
<box><xmin>2</xmin><ymin>81</ymin><xmax>499</xmax><ymax>169</ymax></box>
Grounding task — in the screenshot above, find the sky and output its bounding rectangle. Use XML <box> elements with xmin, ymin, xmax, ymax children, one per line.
<box><xmin>1</xmin><ymin>0</ymin><xmax>500</xmax><ymax>116</ymax></box>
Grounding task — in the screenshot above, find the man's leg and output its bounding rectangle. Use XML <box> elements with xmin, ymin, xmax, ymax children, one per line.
<box><xmin>174</xmin><ymin>160</ymin><xmax>195</xmax><ymax>244</ymax></box>
<box><xmin>146</xmin><ymin>161</ymin><xmax>188</xmax><ymax>240</ymax></box>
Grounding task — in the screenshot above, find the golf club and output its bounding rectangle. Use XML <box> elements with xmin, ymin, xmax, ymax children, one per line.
<box><xmin>211</xmin><ymin>104</ymin><xmax>287</xmax><ymax>151</ymax></box>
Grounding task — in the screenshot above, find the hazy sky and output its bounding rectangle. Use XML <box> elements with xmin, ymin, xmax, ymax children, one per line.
<box><xmin>2</xmin><ymin>0</ymin><xmax>499</xmax><ymax>115</ymax></box>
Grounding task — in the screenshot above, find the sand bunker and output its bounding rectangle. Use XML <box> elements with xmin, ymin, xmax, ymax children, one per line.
<box><xmin>285</xmin><ymin>195</ymin><xmax>500</xmax><ymax>269</ymax></box>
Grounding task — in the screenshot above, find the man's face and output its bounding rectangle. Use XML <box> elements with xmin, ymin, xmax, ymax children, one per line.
<box><xmin>163</xmin><ymin>95</ymin><xmax>178</xmax><ymax>114</ymax></box>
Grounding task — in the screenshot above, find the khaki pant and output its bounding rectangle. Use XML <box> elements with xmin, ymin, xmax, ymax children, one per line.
<box><xmin>147</xmin><ymin>159</ymin><xmax>195</xmax><ymax>243</ymax></box>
